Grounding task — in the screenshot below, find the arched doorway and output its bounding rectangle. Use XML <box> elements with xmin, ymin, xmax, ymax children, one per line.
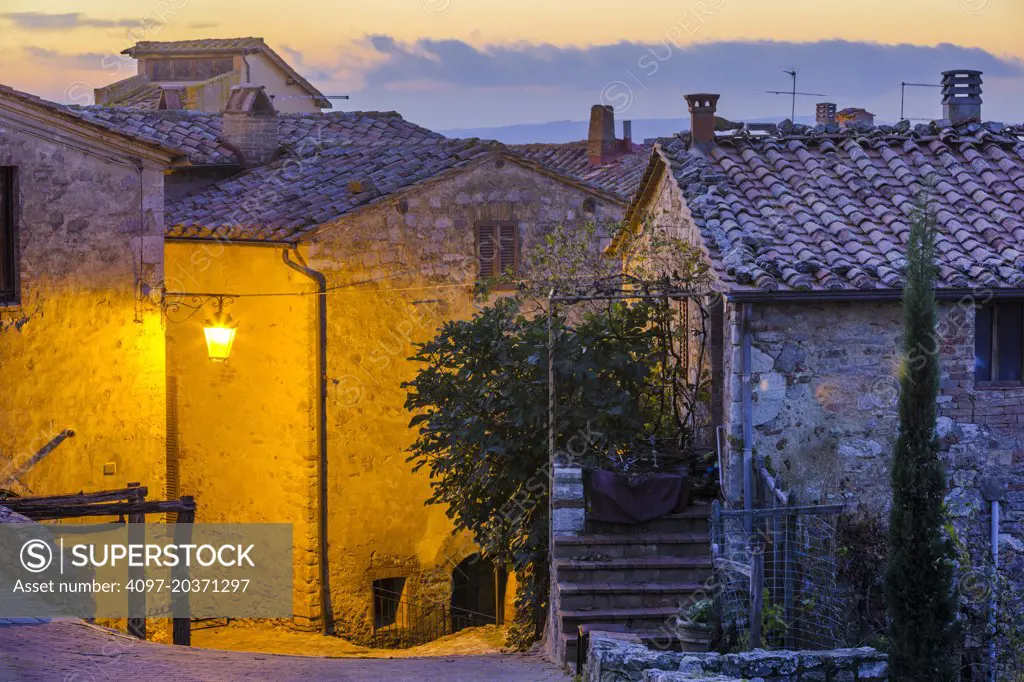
<box><xmin>450</xmin><ymin>554</ymin><xmax>506</xmax><ymax>632</ymax></box>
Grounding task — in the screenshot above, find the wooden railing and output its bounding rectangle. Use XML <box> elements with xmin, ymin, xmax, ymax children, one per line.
<box><xmin>2</xmin><ymin>485</ymin><xmax>196</xmax><ymax>645</ymax></box>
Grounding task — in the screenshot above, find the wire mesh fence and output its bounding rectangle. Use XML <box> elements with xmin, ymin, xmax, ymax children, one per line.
<box><xmin>711</xmin><ymin>499</ymin><xmax>849</xmax><ymax>651</ymax></box>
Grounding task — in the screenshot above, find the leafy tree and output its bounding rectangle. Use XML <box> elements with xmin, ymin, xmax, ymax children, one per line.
<box><xmin>884</xmin><ymin>198</ymin><xmax>958</xmax><ymax>680</ymax></box>
<box><xmin>405</xmin><ymin>293</ymin><xmax>702</xmax><ymax>647</ymax></box>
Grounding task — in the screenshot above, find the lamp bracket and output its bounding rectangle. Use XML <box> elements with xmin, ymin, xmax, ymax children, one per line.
<box><xmin>164</xmin><ymin>293</ymin><xmax>237</xmax><ymax>323</ymax></box>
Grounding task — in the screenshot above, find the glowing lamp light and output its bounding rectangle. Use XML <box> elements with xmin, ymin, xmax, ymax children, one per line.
<box><xmin>203</xmin><ymin>313</ymin><xmax>238</xmax><ymax>362</ymax></box>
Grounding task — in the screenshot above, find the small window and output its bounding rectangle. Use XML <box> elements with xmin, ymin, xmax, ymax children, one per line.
<box><xmin>475</xmin><ymin>221</ymin><xmax>518</xmax><ymax>282</ymax></box>
<box><xmin>372</xmin><ymin>577</ymin><xmax>406</xmax><ymax>629</ymax></box>
<box><xmin>975</xmin><ymin>302</ymin><xmax>1024</xmax><ymax>384</ymax></box>
<box><xmin>0</xmin><ymin>167</ymin><xmax>17</xmax><ymax>303</ymax></box>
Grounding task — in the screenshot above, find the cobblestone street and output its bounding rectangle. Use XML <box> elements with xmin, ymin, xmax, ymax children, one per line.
<box><xmin>0</xmin><ymin>619</ymin><xmax>569</xmax><ymax>681</ymax></box>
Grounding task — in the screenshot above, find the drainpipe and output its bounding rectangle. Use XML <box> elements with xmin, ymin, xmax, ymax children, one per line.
<box><xmin>741</xmin><ymin>303</ymin><xmax>754</xmax><ymax>533</ymax></box>
<box><xmin>282</xmin><ymin>247</ymin><xmax>333</xmax><ymax>635</ymax></box>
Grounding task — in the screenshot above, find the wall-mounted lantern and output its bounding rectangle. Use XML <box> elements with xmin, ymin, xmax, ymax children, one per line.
<box><xmin>202</xmin><ymin>297</ymin><xmax>237</xmax><ymax>363</ymax></box>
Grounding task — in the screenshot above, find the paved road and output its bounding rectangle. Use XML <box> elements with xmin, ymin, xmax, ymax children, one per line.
<box><xmin>0</xmin><ymin>619</ymin><xmax>569</xmax><ymax>681</ymax></box>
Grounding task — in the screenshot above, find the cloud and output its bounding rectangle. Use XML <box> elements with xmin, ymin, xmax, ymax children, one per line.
<box><xmin>360</xmin><ymin>36</ymin><xmax>1023</xmax><ymax>97</ymax></box>
<box><xmin>21</xmin><ymin>46</ymin><xmax>112</xmax><ymax>70</ymax></box>
<box><xmin>1</xmin><ymin>12</ymin><xmax>141</xmax><ymax>30</ymax></box>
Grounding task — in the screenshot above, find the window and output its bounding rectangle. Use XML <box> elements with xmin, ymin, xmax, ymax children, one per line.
<box><xmin>975</xmin><ymin>302</ymin><xmax>1024</xmax><ymax>384</ymax></box>
<box><xmin>372</xmin><ymin>577</ymin><xmax>406</xmax><ymax>629</ymax></box>
<box><xmin>475</xmin><ymin>221</ymin><xmax>518</xmax><ymax>282</ymax></box>
<box><xmin>147</xmin><ymin>57</ymin><xmax>234</xmax><ymax>81</ymax></box>
<box><xmin>0</xmin><ymin>167</ymin><xmax>17</xmax><ymax>303</ymax></box>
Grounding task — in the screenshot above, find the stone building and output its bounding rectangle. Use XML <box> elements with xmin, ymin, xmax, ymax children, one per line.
<box><xmin>1</xmin><ymin>73</ymin><xmax>649</xmax><ymax>639</ymax></box>
<box><xmin>156</xmin><ymin>99</ymin><xmax>646</xmax><ymax>638</ymax></box>
<box><xmin>95</xmin><ymin>38</ymin><xmax>330</xmax><ymax>114</ymax></box>
<box><xmin>0</xmin><ymin>84</ymin><xmax>180</xmax><ymax>498</ymax></box>
<box><xmin>618</xmin><ymin>72</ymin><xmax>1024</xmax><ymax>591</ymax></box>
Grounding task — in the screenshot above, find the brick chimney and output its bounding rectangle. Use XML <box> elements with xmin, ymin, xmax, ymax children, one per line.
<box><xmin>222</xmin><ymin>85</ymin><xmax>278</xmax><ymax>167</ymax></box>
<box><xmin>942</xmin><ymin>70</ymin><xmax>983</xmax><ymax>123</ymax></box>
<box><xmin>587</xmin><ymin>105</ymin><xmax>616</xmax><ymax>165</ymax></box>
<box><xmin>816</xmin><ymin>102</ymin><xmax>837</xmax><ymax>125</ymax></box>
<box><xmin>684</xmin><ymin>93</ymin><xmax>720</xmax><ymax>152</ymax></box>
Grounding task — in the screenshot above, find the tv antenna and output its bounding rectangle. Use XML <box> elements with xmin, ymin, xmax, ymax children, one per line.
<box><xmin>900</xmin><ymin>81</ymin><xmax>941</xmax><ymax>121</ymax></box>
<box><xmin>766</xmin><ymin>69</ymin><xmax>827</xmax><ymax>121</ymax></box>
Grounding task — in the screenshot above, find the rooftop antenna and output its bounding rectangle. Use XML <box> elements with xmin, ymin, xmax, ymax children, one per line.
<box><xmin>900</xmin><ymin>81</ymin><xmax>942</xmax><ymax>121</ymax></box>
<box><xmin>766</xmin><ymin>68</ymin><xmax>827</xmax><ymax>121</ymax></box>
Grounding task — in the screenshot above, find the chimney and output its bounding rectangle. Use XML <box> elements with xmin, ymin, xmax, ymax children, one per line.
<box><xmin>587</xmin><ymin>104</ymin><xmax>616</xmax><ymax>165</ymax></box>
<box><xmin>942</xmin><ymin>70</ymin><xmax>983</xmax><ymax>123</ymax></box>
<box><xmin>222</xmin><ymin>85</ymin><xmax>278</xmax><ymax>167</ymax></box>
<box><xmin>684</xmin><ymin>93</ymin><xmax>720</xmax><ymax>152</ymax></box>
<box><xmin>816</xmin><ymin>102</ymin><xmax>837</xmax><ymax>125</ymax></box>
<box><xmin>158</xmin><ymin>88</ymin><xmax>183</xmax><ymax>111</ymax></box>
<box><xmin>619</xmin><ymin>120</ymin><xmax>633</xmax><ymax>153</ymax></box>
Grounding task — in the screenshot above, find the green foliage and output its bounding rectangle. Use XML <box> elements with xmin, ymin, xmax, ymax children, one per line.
<box><xmin>404</xmin><ymin>289</ymin><xmax>709</xmax><ymax>648</ymax></box>
<box><xmin>681</xmin><ymin>598</ymin><xmax>713</xmax><ymax>625</ymax></box>
<box><xmin>837</xmin><ymin>513</ymin><xmax>889</xmax><ymax>646</ymax></box>
<box><xmin>883</xmin><ymin>197</ymin><xmax>959</xmax><ymax>681</ymax></box>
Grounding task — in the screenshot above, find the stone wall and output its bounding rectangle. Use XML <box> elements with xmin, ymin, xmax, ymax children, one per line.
<box><xmin>309</xmin><ymin>157</ymin><xmax>624</xmax><ymax>641</ymax></box>
<box><xmin>0</xmin><ymin>117</ymin><xmax>167</xmax><ymax>501</ymax></box>
<box><xmin>586</xmin><ymin>632</ymin><xmax>888</xmax><ymax>682</ymax></box>
<box><xmin>721</xmin><ymin>298</ymin><xmax>1024</xmax><ymax>624</ymax></box>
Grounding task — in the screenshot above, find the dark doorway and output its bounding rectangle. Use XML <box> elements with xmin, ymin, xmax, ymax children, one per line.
<box><xmin>450</xmin><ymin>554</ymin><xmax>506</xmax><ymax>632</ymax></box>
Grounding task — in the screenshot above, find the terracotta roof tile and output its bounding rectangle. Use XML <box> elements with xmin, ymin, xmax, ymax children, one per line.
<box><xmin>509</xmin><ymin>141</ymin><xmax>650</xmax><ymax>201</ymax></box>
<box><xmin>72</xmin><ymin>108</ymin><xmax>446</xmax><ymax>166</ymax></box>
<box><xmin>166</xmin><ymin>139</ymin><xmax>501</xmax><ymax>242</ymax></box>
<box><xmin>123</xmin><ymin>38</ymin><xmax>266</xmax><ymax>55</ymax></box>
<box><xmin>641</xmin><ymin>120</ymin><xmax>1024</xmax><ymax>292</ymax></box>
<box><xmin>0</xmin><ymin>84</ymin><xmax>185</xmax><ymax>158</ymax></box>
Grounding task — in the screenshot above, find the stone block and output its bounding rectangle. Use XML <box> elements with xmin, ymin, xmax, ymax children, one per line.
<box><xmin>552</xmin><ymin>507</ymin><xmax>585</xmax><ymax>535</ymax></box>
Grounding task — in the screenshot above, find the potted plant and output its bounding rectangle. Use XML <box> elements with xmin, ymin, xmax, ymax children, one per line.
<box><xmin>675</xmin><ymin>598</ymin><xmax>713</xmax><ymax>651</ymax></box>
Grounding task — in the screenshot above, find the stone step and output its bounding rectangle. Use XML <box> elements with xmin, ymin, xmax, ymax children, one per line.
<box><xmin>559</xmin><ymin>605</ymin><xmax>680</xmax><ymax>632</ymax></box>
<box><xmin>585</xmin><ymin>506</ymin><xmax>712</xmax><ymax>535</ymax></box>
<box><xmin>553</xmin><ymin>532</ymin><xmax>710</xmax><ymax>559</ymax></box>
<box><xmin>557</xmin><ymin>581</ymin><xmax>706</xmax><ymax>610</ymax></box>
<box><xmin>554</xmin><ymin>556</ymin><xmax>713</xmax><ymax>585</ymax></box>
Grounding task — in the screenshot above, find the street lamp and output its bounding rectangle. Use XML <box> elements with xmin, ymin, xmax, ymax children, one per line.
<box><xmin>202</xmin><ymin>297</ymin><xmax>237</xmax><ymax>362</ymax></box>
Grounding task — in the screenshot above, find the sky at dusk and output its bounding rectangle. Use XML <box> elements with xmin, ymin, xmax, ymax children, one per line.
<box><xmin>0</xmin><ymin>0</ymin><xmax>1022</xmax><ymax>130</ymax></box>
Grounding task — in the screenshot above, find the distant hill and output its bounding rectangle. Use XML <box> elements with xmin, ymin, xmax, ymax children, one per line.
<box><xmin>440</xmin><ymin>116</ymin><xmax>819</xmax><ymax>144</ymax></box>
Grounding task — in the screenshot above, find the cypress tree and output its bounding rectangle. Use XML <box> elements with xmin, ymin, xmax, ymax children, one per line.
<box><xmin>884</xmin><ymin>197</ymin><xmax>958</xmax><ymax>680</ymax></box>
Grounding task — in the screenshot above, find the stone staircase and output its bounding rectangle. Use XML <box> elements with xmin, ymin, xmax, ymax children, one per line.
<box><xmin>552</xmin><ymin>502</ymin><xmax>713</xmax><ymax>667</ymax></box>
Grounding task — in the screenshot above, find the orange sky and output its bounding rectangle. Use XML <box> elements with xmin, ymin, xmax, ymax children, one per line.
<box><xmin>0</xmin><ymin>0</ymin><xmax>1020</xmax><ymax>128</ymax></box>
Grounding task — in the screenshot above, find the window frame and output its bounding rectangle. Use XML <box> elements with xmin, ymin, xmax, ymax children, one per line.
<box><xmin>0</xmin><ymin>166</ymin><xmax>18</xmax><ymax>305</ymax></box>
<box><xmin>474</xmin><ymin>220</ymin><xmax>519</xmax><ymax>287</ymax></box>
<box><xmin>371</xmin><ymin>576</ymin><xmax>407</xmax><ymax>630</ymax></box>
<box><xmin>974</xmin><ymin>301</ymin><xmax>1024</xmax><ymax>387</ymax></box>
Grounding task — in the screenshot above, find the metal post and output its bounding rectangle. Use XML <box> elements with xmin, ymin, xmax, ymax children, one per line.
<box><xmin>749</xmin><ymin>542</ymin><xmax>763</xmax><ymax>650</ymax></box>
<box><xmin>989</xmin><ymin>499</ymin><xmax>999</xmax><ymax>682</ymax></box>
<box><xmin>741</xmin><ymin>304</ymin><xmax>754</xmax><ymax>534</ymax></box>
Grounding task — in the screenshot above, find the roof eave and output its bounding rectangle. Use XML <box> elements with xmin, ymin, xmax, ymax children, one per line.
<box><xmin>726</xmin><ymin>287</ymin><xmax>1024</xmax><ymax>303</ymax></box>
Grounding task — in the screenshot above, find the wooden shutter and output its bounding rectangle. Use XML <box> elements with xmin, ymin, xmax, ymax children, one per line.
<box><xmin>165</xmin><ymin>374</ymin><xmax>180</xmax><ymax>523</ymax></box>
<box><xmin>477</xmin><ymin>223</ymin><xmax>496</xmax><ymax>279</ymax></box>
<box><xmin>498</xmin><ymin>223</ymin><xmax>517</xmax><ymax>276</ymax></box>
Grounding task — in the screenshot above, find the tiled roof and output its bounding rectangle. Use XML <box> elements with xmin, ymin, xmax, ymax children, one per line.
<box><xmin>110</xmin><ymin>85</ymin><xmax>165</xmax><ymax>110</ymax></box>
<box><xmin>75</xmin><ymin>107</ymin><xmax>236</xmax><ymax>165</ymax></box>
<box><xmin>640</xmin><ymin>120</ymin><xmax>1024</xmax><ymax>292</ymax></box>
<box><xmin>72</xmin><ymin>108</ymin><xmax>446</xmax><ymax>166</ymax></box>
<box><xmin>122</xmin><ymin>38</ymin><xmax>266</xmax><ymax>55</ymax></box>
<box><xmin>510</xmin><ymin>141</ymin><xmax>650</xmax><ymax>201</ymax></box>
<box><xmin>0</xmin><ymin>84</ymin><xmax>185</xmax><ymax>159</ymax></box>
<box><xmin>121</xmin><ymin>37</ymin><xmax>331</xmax><ymax>108</ymax></box>
<box><xmin>167</xmin><ymin>139</ymin><xmax>501</xmax><ymax>242</ymax></box>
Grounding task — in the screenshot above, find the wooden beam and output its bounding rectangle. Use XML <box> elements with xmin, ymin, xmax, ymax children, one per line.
<box><xmin>173</xmin><ymin>497</ymin><xmax>195</xmax><ymax>647</ymax></box>
<box><xmin>16</xmin><ymin>498</ymin><xmax>195</xmax><ymax>521</ymax></box>
<box><xmin>3</xmin><ymin>487</ymin><xmax>150</xmax><ymax>509</ymax></box>
<box><xmin>126</xmin><ymin>483</ymin><xmax>147</xmax><ymax>641</ymax></box>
